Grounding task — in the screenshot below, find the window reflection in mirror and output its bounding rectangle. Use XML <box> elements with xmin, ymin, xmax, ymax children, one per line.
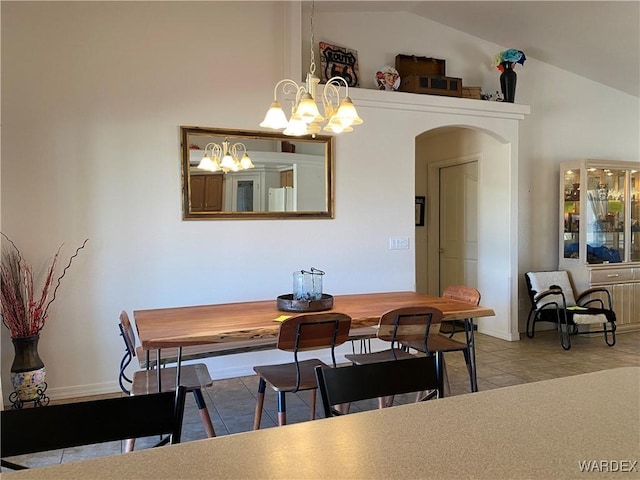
<box><xmin>180</xmin><ymin>127</ymin><xmax>334</xmax><ymax>220</ymax></box>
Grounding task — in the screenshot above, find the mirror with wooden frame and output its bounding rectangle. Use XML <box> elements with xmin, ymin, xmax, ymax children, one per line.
<box><xmin>180</xmin><ymin>126</ymin><xmax>334</xmax><ymax>220</ymax></box>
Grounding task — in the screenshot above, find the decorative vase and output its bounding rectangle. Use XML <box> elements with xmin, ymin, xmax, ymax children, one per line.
<box><xmin>10</xmin><ymin>334</ymin><xmax>49</xmax><ymax>407</ymax></box>
<box><xmin>500</xmin><ymin>61</ymin><xmax>517</xmax><ymax>103</ymax></box>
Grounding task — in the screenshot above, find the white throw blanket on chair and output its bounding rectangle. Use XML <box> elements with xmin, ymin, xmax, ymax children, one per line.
<box><xmin>527</xmin><ymin>271</ymin><xmax>577</xmax><ymax>307</ymax></box>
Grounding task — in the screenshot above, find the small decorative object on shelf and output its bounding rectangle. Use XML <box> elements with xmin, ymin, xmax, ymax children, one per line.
<box><xmin>375</xmin><ymin>66</ymin><xmax>400</xmax><ymax>91</ymax></box>
<box><xmin>395</xmin><ymin>53</ymin><xmax>462</xmax><ymax>97</ymax></box>
<box><xmin>481</xmin><ymin>91</ymin><xmax>504</xmax><ymax>102</ymax></box>
<box><xmin>492</xmin><ymin>49</ymin><xmax>526</xmax><ymax>103</ymax></box>
<box><xmin>320</xmin><ymin>42</ymin><xmax>360</xmax><ymax>87</ymax></box>
<box><xmin>1</xmin><ymin>233</ymin><xmax>88</xmax><ymax>408</ymax></box>
<box><xmin>281</xmin><ymin>141</ymin><xmax>296</xmax><ymax>153</ymax></box>
<box><xmin>277</xmin><ymin>267</ymin><xmax>333</xmax><ymax>312</ymax></box>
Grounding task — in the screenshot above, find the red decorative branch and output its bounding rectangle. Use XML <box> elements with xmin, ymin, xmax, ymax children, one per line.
<box><xmin>1</xmin><ymin>234</ymin><xmax>89</xmax><ymax>338</ymax></box>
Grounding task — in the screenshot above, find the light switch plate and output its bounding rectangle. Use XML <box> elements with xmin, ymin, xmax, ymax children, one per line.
<box><xmin>389</xmin><ymin>237</ymin><xmax>410</xmax><ymax>250</ymax></box>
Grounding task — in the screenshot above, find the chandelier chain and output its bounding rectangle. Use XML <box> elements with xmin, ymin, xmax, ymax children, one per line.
<box><xmin>309</xmin><ymin>0</ymin><xmax>316</xmax><ymax>77</ymax></box>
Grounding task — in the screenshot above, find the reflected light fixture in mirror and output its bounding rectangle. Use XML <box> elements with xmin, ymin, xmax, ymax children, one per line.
<box><xmin>197</xmin><ymin>138</ymin><xmax>255</xmax><ymax>173</ymax></box>
<box><xmin>260</xmin><ymin>0</ymin><xmax>363</xmax><ymax>137</ymax></box>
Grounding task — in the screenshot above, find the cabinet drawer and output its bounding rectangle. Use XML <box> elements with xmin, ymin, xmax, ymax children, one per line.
<box><xmin>590</xmin><ymin>268</ymin><xmax>634</xmax><ymax>284</ymax></box>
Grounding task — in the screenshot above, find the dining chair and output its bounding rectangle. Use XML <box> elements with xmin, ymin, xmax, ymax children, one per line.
<box><xmin>440</xmin><ymin>285</ymin><xmax>481</xmax><ymax>337</ymax></box>
<box><xmin>252</xmin><ymin>312</ymin><xmax>352</xmax><ymax>429</ymax></box>
<box><xmin>315</xmin><ymin>356</ymin><xmax>439</xmax><ymax>417</ymax></box>
<box><xmin>344</xmin><ymin>306</ymin><xmax>445</xmax><ymax>404</ymax></box>
<box><xmin>434</xmin><ymin>285</ymin><xmax>481</xmax><ymax>394</ymax></box>
<box><xmin>395</xmin><ymin>304</ymin><xmax>478</xmax><ymax>393</ymax></box>
<box><xmin>118</xmin><ymin>311</ymin><xmax>216</xmax><ymax>449</ymax></box>
<box><xmin>1</xmin><ymin>386</ymin><xmax>186</xmax><ymax>470</ymax></box>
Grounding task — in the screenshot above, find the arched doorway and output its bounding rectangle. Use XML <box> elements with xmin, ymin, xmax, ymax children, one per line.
<box><xmin>414</xmin><ymin>126</ymin><xmax>516</xmax><ymax>339</ymax></box>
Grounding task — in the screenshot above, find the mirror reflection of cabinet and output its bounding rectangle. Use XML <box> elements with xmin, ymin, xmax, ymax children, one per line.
<box><xmin>190</xmin><ymin>174</ymin><xmax>223</xmax><ymax>212</ymax></box>
<box><xmin>280</xmin><ymin>169</ymin><xmax>294</xmax><ymax>187</ymax></box>
<box><xmin>559</xmin><ymin>159</ymin><xmax>640</xmax><ymax>331</ymax></box>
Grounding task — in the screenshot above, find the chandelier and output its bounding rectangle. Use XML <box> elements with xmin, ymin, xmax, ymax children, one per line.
<box><xmin>259</xmin><ymin>1</ymin><xmax>363</xmax><ymax>137</ymax></box>
<box><xmin>197</xmin><ymin>138</ymin><xmax>255</xmax><ymax>173</ymax></box>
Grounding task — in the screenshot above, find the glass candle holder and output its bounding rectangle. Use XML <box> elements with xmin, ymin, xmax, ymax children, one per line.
<box><xmin>292</xmin><ymin>268</ymin><xmax>324</xmax><ymax>301</ymax></box>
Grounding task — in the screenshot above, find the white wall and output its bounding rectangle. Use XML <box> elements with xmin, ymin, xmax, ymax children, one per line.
<box><xmin>309</xmin><ymin>7</ymin><xmax>640</xmax><ymax>330</ymax></box>
<box><xmin>1</xmin><ymin>2</ymin><xmax>638</xmax><ymax>401</ymax></box>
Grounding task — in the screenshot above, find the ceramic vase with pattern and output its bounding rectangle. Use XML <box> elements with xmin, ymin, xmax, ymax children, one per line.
<box><xmin>10</xmin><ymin>334</ymin><xmax>47</xmax><ymax>406</ymax></box>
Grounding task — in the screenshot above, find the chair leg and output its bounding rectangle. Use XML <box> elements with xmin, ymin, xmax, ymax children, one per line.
<box><xmin>124</xmin><ymin>438</ymin><xmax>136</xmax><ymax>453</ymax></box>
<box><xmin>557</xmin><ymin>320</ymin><xmax>571</xmax><ymax>350</ymax></box>
<box><xmin>253</xmin><ymin>378</ymin><xmax>266</xmax><ymax>430</ymax></box>
<box><xmin>277</xmin><ymin>391</ymin><xmax>287</xmax><ymax>426</ymax></box>
<box><xmin>309</xmin><ymin>389</ymin><xmax>317</xmax><ymax>420</ymax></box>
<box><xmin>435</xmin><ymin>352</ymin><xmax>446</xmax><ymax>398</ymax></box>
<box><xmin>417</xmin><ymin>390</ymin><xmax>438</xmax><ymax>401</ymax></box>
<box><xmin>526</xmin><ymin>310</ymin><xmax>536</xmax><ymax>338</ymax></box>
<box><xmin>604</xmin><ymin>322</ymin><xmax>616</xmax><ymax>347</ymax></box>
<box><xmin>462</xmin><ymin>349</ymin><xmax>477</xmax><ymax>392</ymax></box>
<box><xmin>465</xmin><ymin>318</ymin><xmax>478</xmax><ymax>392</ymax></box>
<box><xmin>192</xmin><ymin>389</ymin><xmax>215</xmax><ymax>437</ymax></box>
<box><xmin>351</xmin><ymin>338</ymin><xmax>371</xmax><ymax>354</ymax></box>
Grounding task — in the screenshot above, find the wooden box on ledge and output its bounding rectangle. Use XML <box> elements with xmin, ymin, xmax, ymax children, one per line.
<box><xmin>399</xmin><ymin>74</ymin><xmax>463</xmax><ymax>97</ymax></box>
<box><xmin>395</xmin><ymin>54</ymin><xmax>446</xmax><ymax>78</ymax></box>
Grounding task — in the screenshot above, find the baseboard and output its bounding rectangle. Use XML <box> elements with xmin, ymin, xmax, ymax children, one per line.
<box><xmin>477</xmin><ymin>327</ymin><xmax>520</xmax><ymax>342</ymax></box>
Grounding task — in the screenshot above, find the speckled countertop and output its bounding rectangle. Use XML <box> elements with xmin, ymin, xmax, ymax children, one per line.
<box><xmin>3</xmin><ymin>367</ymin><xmax>639</xmax><ymax>480</ymax></box>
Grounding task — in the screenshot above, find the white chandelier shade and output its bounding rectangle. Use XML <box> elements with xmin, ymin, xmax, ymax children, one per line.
<box><xmin>197</xmin><ymin>138</ymin><xmax>254</xmax><ymax>173</ymax></box>
<box><xmin>260</xmin><ymin>73</ymin><xmax>363</xmax><ymax>137</ymax></box>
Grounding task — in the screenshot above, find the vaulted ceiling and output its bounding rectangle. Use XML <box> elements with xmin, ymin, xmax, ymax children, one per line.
<box><xmin>314</xmin><ymin>1</ymin><xmax>640</xmax><ymax>97</ymax></box>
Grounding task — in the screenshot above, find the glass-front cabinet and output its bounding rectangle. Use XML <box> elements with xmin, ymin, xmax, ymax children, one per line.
<box><xmin>559</xmin><ymin>160</ymin><xmax>640</xmax><ymax>331</ymax></box>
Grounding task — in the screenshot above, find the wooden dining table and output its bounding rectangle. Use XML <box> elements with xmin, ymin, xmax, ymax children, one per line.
<box><xmin>134</xmin><ymin>291</ymin><xmax>494</xmax><ymax>348</ymax></box>
<box><xmin>134</xmin><ymin>291</ymin><xmax>495</xmax><ymax>393</ymax></box>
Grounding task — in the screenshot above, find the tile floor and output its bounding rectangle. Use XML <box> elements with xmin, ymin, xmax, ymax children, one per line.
<box><xmin>3</xmin><ymin>329</ymin><xmax>639</xmax><ymax>470</ymax></box>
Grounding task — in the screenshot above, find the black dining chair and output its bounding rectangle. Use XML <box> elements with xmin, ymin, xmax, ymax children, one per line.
<box><xmin>1</xmin><ymin>386</ymin><xmax>186</xmax><ymax>470</ymax></box>
<box><xmin>344</xmin><ymin>306</ymin><xmax>448</xmax><ymax>401</ymax></box>
<box><xmin>315</xmin><ymin>356</ymin><xmax>439</xmax><ymax>418</ymax></box>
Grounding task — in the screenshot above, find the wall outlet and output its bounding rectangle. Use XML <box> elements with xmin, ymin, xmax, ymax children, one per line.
<box><xmin>389</xmin><ymin>237</ymin><xmax>410</xmax><ymax>250</ymax></box>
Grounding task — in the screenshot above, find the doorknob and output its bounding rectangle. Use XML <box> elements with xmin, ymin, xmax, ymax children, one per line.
<box><xmin>439</xmin><ymin>248</ymin><xmax>445</xmax><ymax>253</ymax></box>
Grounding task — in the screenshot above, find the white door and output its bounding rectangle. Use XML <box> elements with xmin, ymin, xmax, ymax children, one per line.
<box><xmin>439</xmin><ymin>162</ymin><xmax>478</xmax><ymax>293</ymax></box>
